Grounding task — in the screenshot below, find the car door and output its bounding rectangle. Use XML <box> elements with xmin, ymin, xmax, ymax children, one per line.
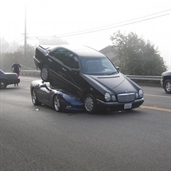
<box><xmin>61</xmin><ymin>50</ymin><xmax>84</xmax><ymax>96</ymax></box>
<box><xmin>36</xmin><ymin>83</ymin><xmax>52</xmax><ymax>105</ymax></box>
<box><xmin>47</xmin><ymin>48</ymin><xmax>66</xmax><ymax>85</ymax></box>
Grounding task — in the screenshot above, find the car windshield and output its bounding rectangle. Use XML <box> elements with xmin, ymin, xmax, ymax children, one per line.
<box><xmin>81</xmin><ymin>57</ymin><xmax>118</xmax><ymax>75</ymax></box>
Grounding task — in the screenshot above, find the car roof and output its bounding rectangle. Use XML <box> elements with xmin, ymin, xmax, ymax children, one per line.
<box><xmin>40</xmin><ymin>44</ymin><xmax>106</xmax><ymax>58</ymax></box>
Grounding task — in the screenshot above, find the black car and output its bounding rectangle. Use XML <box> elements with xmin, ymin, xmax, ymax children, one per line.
<box><xmin>161</xmin><ymin>70</ymin><xmax>171</xmax><ymax>94</ymax></box>
<box><xmin>0</xmin><ymin>69</ymin><xmax>20</xmax><ymax>89</ymax></box>
<box><xmin>33</xmin><ymin>45</ymin><xmax>144</xmax><ymax>113</ymax></box>
<box><xmin>30</xmin><ymin>80</ymin><xmax>83</xmax><ymax>112</ymax></box>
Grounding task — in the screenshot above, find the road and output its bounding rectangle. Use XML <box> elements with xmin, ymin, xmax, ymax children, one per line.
<box><xmin>0</xmin><ymin>76</ymin><xmax>171</xmax><ymax>171</ymax></box>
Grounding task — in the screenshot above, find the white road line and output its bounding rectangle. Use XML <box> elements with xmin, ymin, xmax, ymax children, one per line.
<box><xmin>144</xmin><ymin>94</ymin><xmax>171</xmax><ymax>99</ymax></box>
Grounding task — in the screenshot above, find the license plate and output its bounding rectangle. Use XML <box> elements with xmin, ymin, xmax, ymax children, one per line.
<box><xmin>124</xmin><ymin>103</ymin><xmax>132</xmax><ymax>109</ymax></box>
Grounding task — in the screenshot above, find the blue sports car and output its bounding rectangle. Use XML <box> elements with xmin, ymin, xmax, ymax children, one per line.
<box><xmin>30</xmin><ymin>80</ymin><xmax>83</xmax><ymax>112</ymax></box>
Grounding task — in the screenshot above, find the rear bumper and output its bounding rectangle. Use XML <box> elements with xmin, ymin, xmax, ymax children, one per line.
<box><xmin>96</xmin><ymin>98</ymin><xmax>144</xmax><ymax>111</ymax></box>
<box><xmin>8</xmin><ymin>78</ymin><xmax>20</xmax><ymax>85</ymax></box>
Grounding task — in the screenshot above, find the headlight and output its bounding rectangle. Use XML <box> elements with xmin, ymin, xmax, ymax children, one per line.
<box><xmin>111</xmin><ymin>95</ymin><xmax>116</xmax><ymax>101</ymax></box>
<box><xmin>139</xmin><ymin>89</ymin><xmax>143</xmax><ymax>98</ymax></box>
<box><xmin>104</xmin><ymin>92</ymin><xmax>111</xmax><ymax>101</ymax></box>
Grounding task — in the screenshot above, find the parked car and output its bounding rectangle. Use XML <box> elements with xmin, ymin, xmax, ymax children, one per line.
<box><xmin>0</xmin><ymin>69</ymin><xmax>20</xmax><ymax>89</ymax></box>
<box><xmin>33</xmin><ymin>45</ymin><xmax>144</xmax><ymax>113</ymax></box>
<box><xmin>161</xmin><ymin>70</ymin><xmax>171</xmax><ymax>94</ymax></box>
<box><xmin>30</xmin><ymin>80</ymin><xmax>83</xmax><ymax>112</ymax></box>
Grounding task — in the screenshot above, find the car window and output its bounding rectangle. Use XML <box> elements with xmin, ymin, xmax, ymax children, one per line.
<box><xmin>64</xmin><ymin>52</ymin><xmax>79</xmax><ymax>69</ymax></box>
<box><xmin>49</xmin><ymin>48</ymin><xmax>79</xmax><ymax>69</ymax></box>
<box><xmin>49</xmin><ymin>48</ymin><xmax>66</xmax><ymax>64</ymax></box>
<box><xmin>81</xmin><ymin>57</ymin><xmax>117</xmax><ymax>75</ymax></box>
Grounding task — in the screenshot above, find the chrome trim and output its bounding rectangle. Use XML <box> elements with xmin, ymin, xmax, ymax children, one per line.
<box><xmin>117</xmin><ymin>93</ymin><xmax>135</xmax><ymax>103</ymax></box>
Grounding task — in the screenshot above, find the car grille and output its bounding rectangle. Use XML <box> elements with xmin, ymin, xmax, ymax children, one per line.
<box><xmin>117</xmin><ymin>93</ymin><xmax>135</xmax><ymax>102</ymax></box>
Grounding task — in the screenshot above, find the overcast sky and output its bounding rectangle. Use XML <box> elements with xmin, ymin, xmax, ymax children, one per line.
<box><xmin>0</xmin><ymin>0</ymin><xmax>171</xmax><ymax>68</ymax></box>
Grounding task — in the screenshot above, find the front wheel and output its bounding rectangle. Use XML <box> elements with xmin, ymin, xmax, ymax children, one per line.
<box><xmin>164</xmin><ymin>79</ymin><xmax>171</xmax><ymax>94</ymax></box>
<box><xmin>0</xmin><ymin>79</ymin><xmax>7</xmax><ymax>89</ymax></box>
<box><xmin>41</xmin><ymin>66</ymin><xmax>49</xmax><ymax>82</ymax></box>
<box><xmin>31</xmin><ymin>89</ymin><xmax>41</xmax><ymax>105</ymax></box>
<box><xmin>53</xmin><ymin>95</ymin><xmax>62</xmax><ymax>112</ymax></box>
<box><xmin>84</xmin><ymin>94</ymin><xmax>96</xmax><ymax>114</ymax></box>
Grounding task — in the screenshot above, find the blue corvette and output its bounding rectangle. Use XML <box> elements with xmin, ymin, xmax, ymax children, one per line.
<box><xmin>30</xmin><ymin>80</ymin><xmax>83</xmax><ymax>112</ymax></box>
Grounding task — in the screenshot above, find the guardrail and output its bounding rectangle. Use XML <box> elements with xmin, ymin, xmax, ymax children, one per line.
<box><xmin>20</xmin><ymin>70</ymin><xmax>40</xmax><ymax>77</ymax></box>
<box><xmin>20</xmin><ymin>70</ymin><xmax>162</xmax><ymax>81</ymax></box>
<box><xmin>127</xmin><ymin>75</ymin><xmax>161</xmax><ymax>81</ymax></box>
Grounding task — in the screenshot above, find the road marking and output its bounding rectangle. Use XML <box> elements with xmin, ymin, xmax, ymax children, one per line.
<box><xmin>144</xmin><ymin>94</ymin><xmax>171</xmax><ymax>99</ymax></box>
<box><xmin>140</xmin><ymin>105</ymin><xmax>171</xmax><ymax>112</ymax></box>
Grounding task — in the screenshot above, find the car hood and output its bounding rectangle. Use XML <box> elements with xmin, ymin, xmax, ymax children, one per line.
<box><xmin>82</xmin><ymin>73</ymin><xmax>138</xmax><ymax>94</ymax></box>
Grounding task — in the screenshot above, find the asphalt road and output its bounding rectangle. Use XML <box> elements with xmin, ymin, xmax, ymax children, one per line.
<box><xmin>0</xmin><ymin>76</ymin><xmax>171</xmax><ymax>171</ymax></box>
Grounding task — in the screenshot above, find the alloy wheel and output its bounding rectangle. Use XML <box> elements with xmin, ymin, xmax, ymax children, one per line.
<box><xmin>165</xmin><ymin>80</ymin><xmax>171</xmax><ymax>93</ymax></box>
<box><xmin>84</xmin><ymin>94</ymin><xmax>96</xmax><ymax>113</ymax></box>
<box><xmin>54</xmin><ymin>95</ymin><xmax>61</xmax><ymax>112</ymax></box>
<box><xmin>41</xmin><ymin>67</ymin><xmax>49</xmax><ymax>81</ymax></box>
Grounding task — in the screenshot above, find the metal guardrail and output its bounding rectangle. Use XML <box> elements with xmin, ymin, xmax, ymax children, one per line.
<box><xmin>20</xmin><ymin>70</ymin><xmax>162</xmax><ymax>81</ymax></box>
<box><xmin>127</xmin><ymin>75</ymin><xmax>161</xmax><ymax>81</ymax></box>
<box><xmin>20</xmin><ymin>70</ymin><xmax>40</xmax><ymax>76</ymax></box>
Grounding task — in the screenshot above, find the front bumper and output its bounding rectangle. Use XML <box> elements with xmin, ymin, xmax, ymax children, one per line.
<box><xmin>96</xmin><ymin>98</ymin><xmax>144</xmax><ymax>111</ymax></box>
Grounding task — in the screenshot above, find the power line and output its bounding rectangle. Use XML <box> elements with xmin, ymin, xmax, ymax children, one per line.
<box><xmin>37</xmin><ymin>9</ymin><xmax>170</xmax><ymax>38</ymax></box>
<box><xmin>11</xmin><ymin>9</ymin><xmax>171</xmax><ymax>43</ymax></box>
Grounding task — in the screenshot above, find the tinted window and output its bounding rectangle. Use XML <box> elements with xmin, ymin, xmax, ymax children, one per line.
<box><xmin>81</xmin><ymin>57</ymin><xmax>117</xmax><ymax>75</ymax></box>
<box><xmin>64</xmin><ymin>52</ymin><xmax>79</xmax><ymax>69</ymax></box>
<box><xmin>49</xmin><ymin>48</ymin><xmax>79</xmax><ymax>69</ymax></box>
<box><xmin>49</xmin><ymin>48</ymin><xmax>66</xmax><ymax>64</ymax></box>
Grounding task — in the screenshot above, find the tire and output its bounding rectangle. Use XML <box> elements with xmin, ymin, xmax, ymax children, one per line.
<box><xmin>0</xmin><ymin>79</ymin><xmax>7</xmax><ymax>89</ymax></box>
<box><xmin>41</xmin><ymin>66</ymin><xmax>49</xmax><ymax>82</ymax></box>
<box><xmin>53</xmin><ymin>95</ymin><xmax>62</xmax><ymax>112</ymax></box>
<box><xmin>164</xmin><ymin>79</ymin><xmax>171</xmax><ymax>94</ymax></box>
<box><xmin>31</xmin><ymin>89</ymin><xmax>41</xmax><ymax>105</ymax></box>
<box><xmin>84</xmin><ymin>94</ymin><xmax>96</xmax><ymax>113</ymax></box>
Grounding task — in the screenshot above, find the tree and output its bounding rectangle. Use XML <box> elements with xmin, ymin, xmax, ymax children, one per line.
<box><xmin>0</xmin><ymin>44</ymin><xmax>36</xmax><ymax>71</ymax></box>
<box><xmin>0</xmin><ymin>37</ymin><xmax>10</xmax><ymax>53</ymax></box>
<box><xmin>110</xmin><ymin>31</ymin><xmax>167</xmax><ymax>75</ymax></box>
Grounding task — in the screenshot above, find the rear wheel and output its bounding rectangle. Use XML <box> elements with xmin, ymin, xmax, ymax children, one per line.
<box><xmin>0</xmin><ymin>79</ymin><xmax>7</xmax><ymax>89</ymax></box>
<box><xmin>41</xmin><ymin>66</ymin><xmax>49</xmax><ymax>82</ymax></box>
<box><xmin>164</xmin><ymin>79</ymin><xmax>171</xmax><ymax>94</ymax></box>
<box><xmin>31</xmin><ymin>89</ymin><xmax>41</xmax><ymax>105</ymax></box>
<box><xmin>84</xmin><ymin>94</ymin><xmax>96</xmax><ymax>113</ymax></box>
<box><xmin>53</xmin><ymin>95</ymin><xmax>62</xmax><ymax>112</ymax></box>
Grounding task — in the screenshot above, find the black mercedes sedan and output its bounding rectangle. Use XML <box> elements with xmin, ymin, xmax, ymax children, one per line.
<box><xmin>0</xmin><ymin>69</ymin><xmax>20</xmax><ymax>89</ymax></box>
<box><xmin>33</xmin><ymin>45</ymin><xmax>144</xmax><ymax>113</ymax></box>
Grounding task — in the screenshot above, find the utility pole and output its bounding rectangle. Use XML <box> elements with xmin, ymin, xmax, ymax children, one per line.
<box><xmin>24</xmin><ymin>0</ymin><xmax>27</xmax><ymax>58</ymax></box>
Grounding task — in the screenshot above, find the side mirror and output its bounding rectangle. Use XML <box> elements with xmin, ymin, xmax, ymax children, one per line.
<box><xmin>116</xmin><ymin>66</ymin><xmax>119</xmax><ymax>72</ymax></box>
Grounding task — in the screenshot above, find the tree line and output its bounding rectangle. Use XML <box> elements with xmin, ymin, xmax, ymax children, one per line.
<box><xmin>0</xmin><ymin>31</ymin><xmax>167</xmax><ymax>75</ymax></box>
